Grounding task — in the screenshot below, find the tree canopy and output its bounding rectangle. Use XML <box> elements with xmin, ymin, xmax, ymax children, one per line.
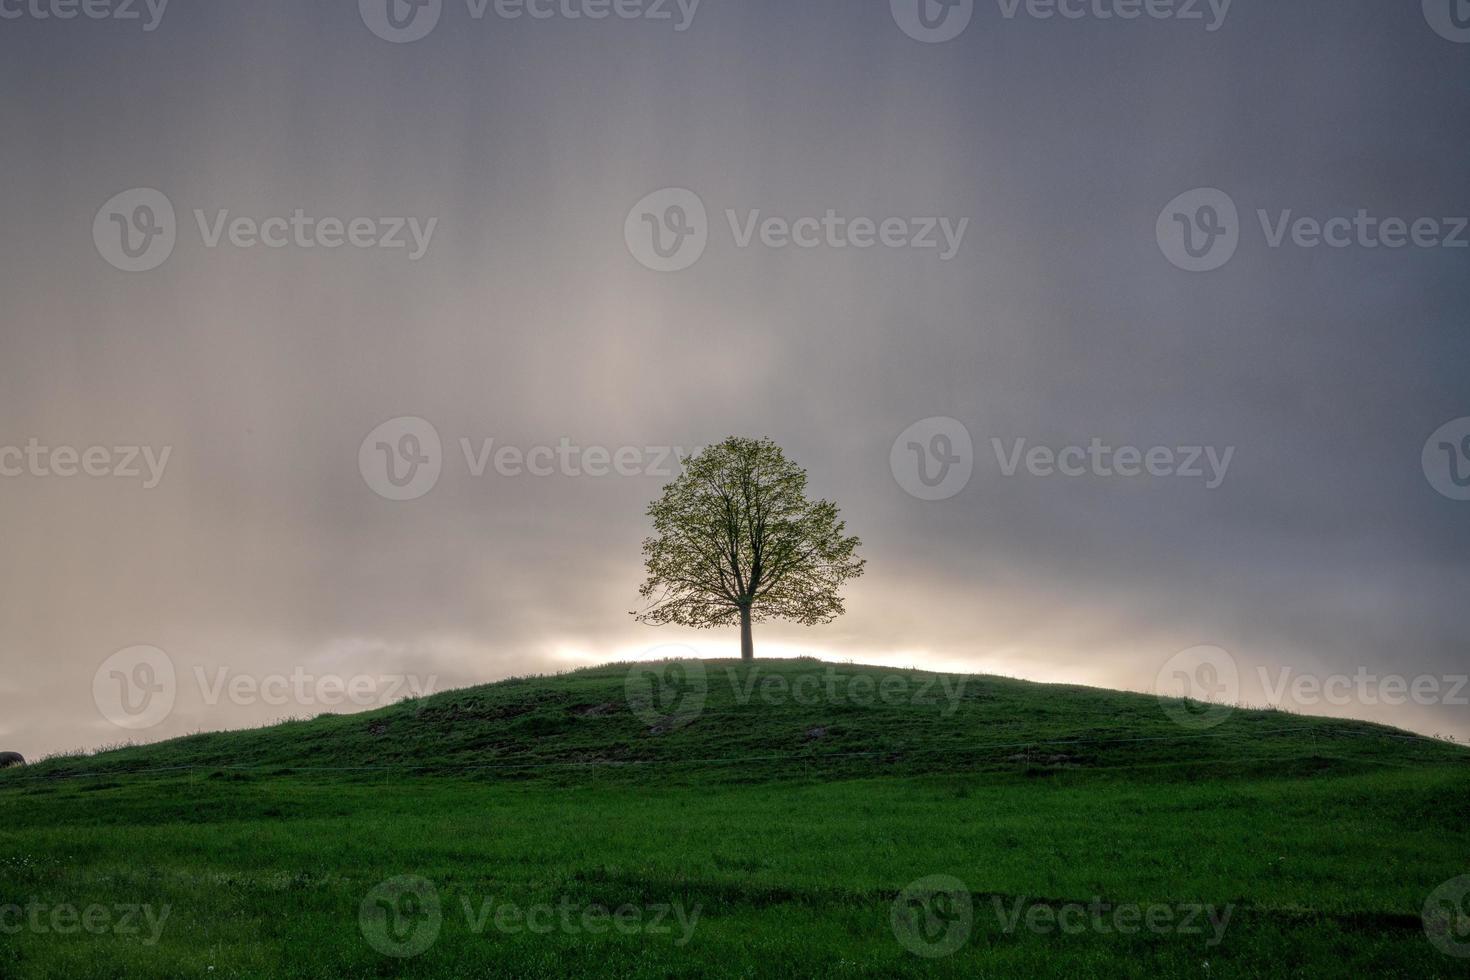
<box><xmin>634</xmin><ymin>437</ymin><xmax>864</xmax><ymax>660</ymax></box>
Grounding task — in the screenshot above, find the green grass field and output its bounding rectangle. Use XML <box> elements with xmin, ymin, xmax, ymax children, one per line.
<box><xmin>2</xmin><ymin>659</ymin><xmax>1468</xmax><ymax>977</ymax></box>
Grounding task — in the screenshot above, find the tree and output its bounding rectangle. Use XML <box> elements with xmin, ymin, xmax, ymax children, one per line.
<box><xmin>634</xmin><ymin>437</ymin><xmax>865</xmax><ymax>661</ymax></box>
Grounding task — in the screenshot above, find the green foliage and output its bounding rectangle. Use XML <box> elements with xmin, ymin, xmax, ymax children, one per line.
<box><xmin>635</xmin><ymin>437</ymin><xmax>864</xmax><ymax>634</ymax></box>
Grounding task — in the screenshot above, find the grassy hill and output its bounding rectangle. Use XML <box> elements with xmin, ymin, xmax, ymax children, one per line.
<box><xmin>9</xmin><ymin>658</ymin><xmax>1462</xmax><ymax>783</ymax></box>
<box><xmin>1</xmin><ymin>659</ymin><xmax>1467</xmax><ymax>978</ymax></box>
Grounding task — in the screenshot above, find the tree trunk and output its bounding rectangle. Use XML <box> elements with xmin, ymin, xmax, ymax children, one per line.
<box><xmin>739</xmin><ymin>605</ymin><xmax>754</xmax><ymax>661</ymax></box>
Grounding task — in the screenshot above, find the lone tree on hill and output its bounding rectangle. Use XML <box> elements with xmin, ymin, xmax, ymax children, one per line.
<box><xmin>634</xmin><ymin>437</ymin><xmax>865</xmax><ymax>661</ymax></box>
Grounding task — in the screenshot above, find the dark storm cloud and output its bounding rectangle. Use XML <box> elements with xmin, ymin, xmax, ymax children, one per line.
<box><xmin>0</xmin><ymin>0</ymin><xmax>1466</xmax><ymax>756</ymax></box>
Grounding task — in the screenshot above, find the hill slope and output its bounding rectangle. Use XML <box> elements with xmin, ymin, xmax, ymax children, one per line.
<box><xmin>2</xmin><ymin>659</ymin><xmax>1468</xmax><ymax>978</ymax></box>
<box><xmin>7</xmin><ymin>658</ymin><xmax>1462</xmax><ymax>786</ymax></box>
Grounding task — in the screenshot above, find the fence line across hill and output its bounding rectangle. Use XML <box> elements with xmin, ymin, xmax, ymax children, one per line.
<box><xmin>0</xmin><ymin>724</ymin><xmax>1461</xmax><ymax>787</ymax></box>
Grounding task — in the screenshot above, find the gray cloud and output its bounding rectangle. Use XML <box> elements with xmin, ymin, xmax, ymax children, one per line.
<box><xmin>1</xmin><ymin>0</ymin><xmax>1466</xmax><ymax>757</ymax></box>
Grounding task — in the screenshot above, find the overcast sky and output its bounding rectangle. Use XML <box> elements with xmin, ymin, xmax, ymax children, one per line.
<box><xmin>1</xmin><ymin>0</ymin><xmax>1467</xmax><ymax>758</ymax></box>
